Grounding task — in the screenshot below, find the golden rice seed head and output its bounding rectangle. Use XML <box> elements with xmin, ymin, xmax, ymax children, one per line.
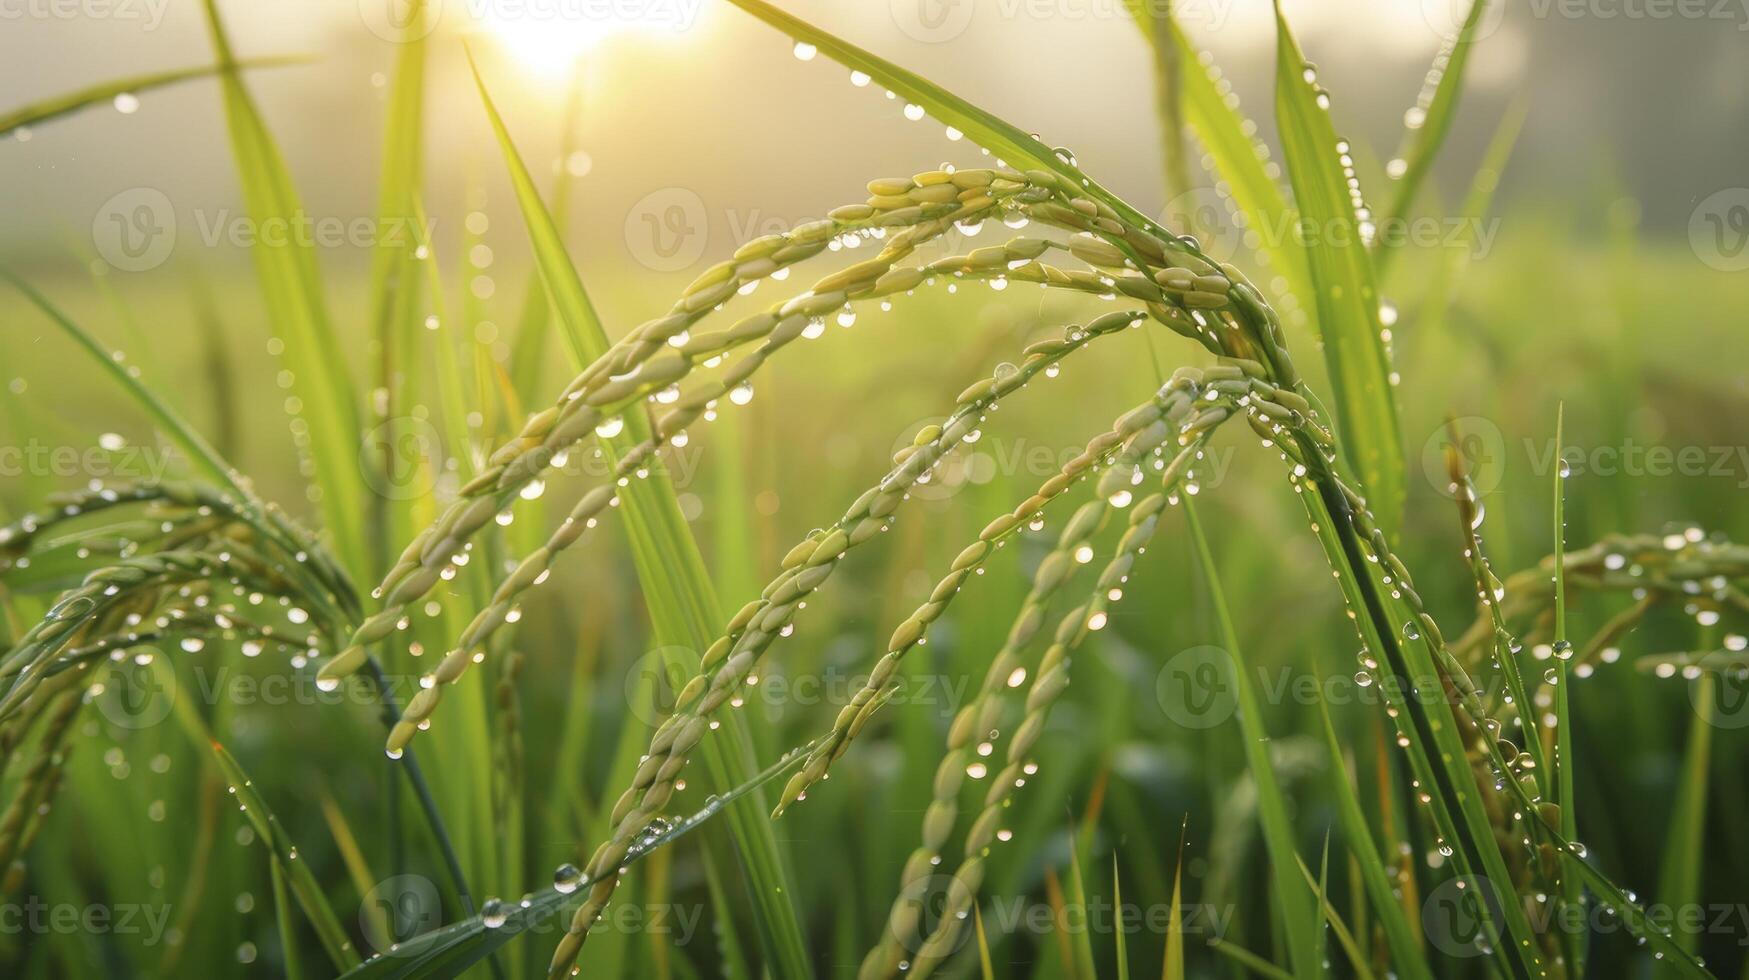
<box><xmin>808</xmin><ymin>528</ymin><xmax>847</xmax><ymax>561</ymax></box>
<box><xmin>955</xmin><ymin>377</ymin><xmax>997</xmax><ymax>405</ymax></box>
<box><xmin>922</xmin><ymin>800</ymin><xmax>957</xmax><ymax>849</ymax></box>
<box><xmin>769</xmin><ymin>240</ymin><xmax>826</xmax><ymax>265</ymax></box>
<box><xmin>775</xmin><ymin>771</ymin><xmax>809</xmax><ymax>810</ymax></box>
<box><xmin>951</xmin><ymin>541</ymin><xmax>990</xmax><ymax>572</ymax></box>
<box><xmin>794</xmin><ymin>561</ymin><xmax>835</xmax><ymax>593</ymax></box>
<box><xmin>431</xmin><ymin>648</ymin><xmax>471</xmax><ymax>686</ymax></box>
<box><xmin>929</xmin><ymin>572</ymin><xmax>967</xmax><ymax>604</ymax></box>
<box><xmin>866</xmin><ymin>177</ymin><xmax>914</xmax><ymax>197</ymax></box>
<box><xmin>405</xmin><ymin>684</ymin><xmax>442</xmax><ymax>719</ymax></box>
<box><xmin>732</xmin><ymin>233</ymin><xmax>785</xmax><ymax>261</ymax></box>
<box><xmin>780</xmin><ymin>539</ymin><xmax>818</xmax><ymax>570</ymax></box>
<box><xmin>874</xmin><ymin>266</ymin><xmax>924</xmax><ymax>293</ymax></box>
<box><xmin>1032</xmin><ymin>554</ymin><xmax>1072</xmax><ymax>596</ymax></box>
<box><xmin>788</xmin><ymin>218</ymin><xmax>838</xmax><ymax>244</ymax></box>
<box><xmin>316</xmin><ymin>644</ymin><xmax>370</xmax><ymax>683</ymax></box>
<box><xmin>913</xmin><ymin>759</ymin><xmax>962</xmax><ymax>812</ymax></box>
<box><xmin>889</xmin><ymin>617</ymin><xmax>926</xmax><ymax>652</ymax></box>
<box><xmin>385</xmin><ymin>720</ymin><xmax>418</xmax><ymax>755</ymax></box>
<box><xmin>979</xmin><ymin>513</ymin><xmax>1020</xmax><ymax>541</ymax></box>
<box><xmin>772</xmin><ymin>571</ymin><xmax>815</xmax><ymax>606</ymax></box>
<box><xmin>966</xmin><ymin>808</ymin><xmax>1003</xmax><ymax>852</ymax></box>
<box><xmin>848</xmin><ymin>516</ymin><xmax>885</xmax><ymax>545</ymax></box>
<box><xmin>1007</xmin><ymin>604</ymin><xmax>1046</xmax><ymax>648</ymax></box>
<box><xmin>1010</xmin><ymin>712</ymin><xmax>1047</xmax><ymax>761</ymax></box>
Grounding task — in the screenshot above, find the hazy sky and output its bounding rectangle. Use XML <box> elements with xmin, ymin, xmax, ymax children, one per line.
<box><xmin>3</xmin><ymin>0</ymin><xmax>1745</xmax><ymax>272</ymax></box>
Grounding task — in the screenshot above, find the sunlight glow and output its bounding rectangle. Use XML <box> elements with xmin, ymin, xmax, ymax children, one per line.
<box><xmin>478</xmin><ymin>1</ymin><xmax>698</xmax><ymax>75</ymax></box>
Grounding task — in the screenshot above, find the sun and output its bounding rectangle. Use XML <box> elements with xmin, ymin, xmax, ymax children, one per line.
<box><xmin>477</xmin><ymin>2</ymin><xmax>701</xmax><ymax>76</ymax></box>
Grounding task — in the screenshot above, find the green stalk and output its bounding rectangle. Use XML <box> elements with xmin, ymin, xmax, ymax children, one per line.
<box><xmin>1186</xmin><ymin>501</ymin><xmax>1322</xmax><ymax>980</ymax></box>
<box><xmin>1552</xmin><ymin>404</ymin><xmax>1583</xmax><ymax>975</ymax></box>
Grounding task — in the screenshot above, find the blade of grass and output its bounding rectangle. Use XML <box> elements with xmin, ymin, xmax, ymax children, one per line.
<box><xmin>468</xmin><ymin>53</ymin><xmax>811</xmax><ymax>979</ymax></box>
<box><xmin>1065</xmin><ymin>820</ymin><xmax>1099</xmax><ymax>980</ymax></box>
<box><xmin>1271</xmin><ymin>2</ymin><xmax>1405</xmax><ymax>536</ymax></box>
<box><xmin>1656</xmin><ymin>658</ymin><xmax>1713</xmax><ymax>977</ymax></box>
<box><xmin>320</xmin><ymin>792</ymin><xmax>390</xmax><ymax>948</ymax></box>
<box><xmin>1311</xmin><ymin>695</ymin><xmax>1428</xmax><ymax>980</ymax></box>
<box><xmin>720</xmin><ymin>0</ymin><xmax>1163</xmax><ymax>238</ymax></box>
<box><xmin>270</xmin><ymin>858</ymin><xmax>308</xmax><ymax>980</ymax></box>
<box><xmin>1162</xmin><ymin>823</ymin><xmax>1185</xmax><ymax>980</ymax></box>
<box><xmin>1283</xmin><ymin>470</ymin><xmax>1544</xmax><ymax>979</ymax></box>
<box><xmin>332</xmin><ymin>736</ymin><xmax>826</xmax><ymax>980</ymax></box>
<box><xmin>1375</xmin><ymin>0</ymin><xmax>1491</xmax><ymax>277</ymax></box>
<box><xmin>975</xmin><ymin>906</ymin><xmax>996</xmax><ymax>980</ymax></box>
<box><xmin>0</xmin><ymin>56</ymin><xmax>309</xmax><ymax>137</ymax></box>
<box><xmin>364</xmin><ymin>0</ymin><xmax>430</xmax><ymax>580</ymax></box>
<box><xmin>200</xmin><ymin>0</ymin><xmax>368</xmax><ymax>575</ymax></box>
<box><xmin>211</xmin><ymin>741</ymin><xmax>360</xmax><ymax>971</ymax></box>
<box><xmin>1114</xmin><ymin>855</ymin><xmax>1131</xmax><ymax>980</ymax></box>
<box><xmin>2</xmin><ymin>272</ymin><xmax>244</xmax><ymax>499</ymax></box>
<box><xmin>1209</xmin><ymin>939</ymin><xmax>1294</xmax><ymax>980</ymax></box>
<box><xmin>1296</xmin><ymin>854</ymin><xmax>1374</xmax><ymax>980</ymax></box>
<box><xmin>1418</xmin><ymin>100</ymin><xmax>1526</xmax><ymax>338</ymax></box>
<box><xmin>1551</xmin><ymin>404</ymin><xmax>1583</xmax><ymax>975</ymax></box>
<box><xmin>507</xmin><ymin>66</ymin><xmax>587</xmax><ymax>404</ymax></box>
<box><xmin>1185</xmin><ymin>500</ymin><xmax>1322</xmax><ymax>980</ymax></box>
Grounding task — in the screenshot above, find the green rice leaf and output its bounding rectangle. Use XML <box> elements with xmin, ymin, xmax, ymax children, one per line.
<box><xmin>1271</xmin><ymin>1</ymin><xmax>1405</xmax><ymax>536</ymax></box>
<box><xmin>330</xmin><ymin>737</ymin><xmax>823</xmax><ymax>980</ymax></box>
<box><xmin>0</xmin><ymin>56</ymin><xmax>309</xmax><ymax>137</ymax></box>
<box><xmin>1297</xmin><ymin>852</ymin><xmax>1373</xmax><ymax>980</ymax></box>
<box><xmin>1419</xmin><ymin>100</ymin><xmax>1525</xmax><ymax>338</ymax></box>
<box><xmin>2</xmin><ymin>272</ymin><xmax>245</xmax><ymax>499</ymax></box>
<box><xmin>1551</xmin><ymin>404</ymin><xmax>1583</xmax><ymax>974</ymax></box>
<box><xmin>201</xmin><ymin>0</ymin><xmax>369</xmax><ymax>574</ymax></box>
<box><xmin>720</xmin><ymin>0</ymin><xmax>1160</xmax><ymax>236</ymax></box>
<box><xmin>1113</xmin><ymin>856</ymin><xmax>1130</xmax><ymax>980</ymax></box>
<box><xmin>468</xmin><ymin>53</ymin><xmax>812</xmax><ymax>980</ymax></box>
<box><xmin>211</xmin><ymin>741</ymin><xmax>360</xmax><ymax>971</ymax></box>
<box><xmin>1313</xmin><ymin>695</ymin><xmax>1428</xmax><ymax>980</ymax></box>
<box><xmin>1375</xmin><ymin>0</ymin><xmax>1491</xmax><ymax>276</ymax></box>
<box><xmin>1186</xmin><ymin>500</ymin><xmax>1321</xmax><ymax>980</ymax></box>
<box><xmin>1161</xmin><ymin>826</ymin><xmax>1185</xmax><ymax>980</ymax></box>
